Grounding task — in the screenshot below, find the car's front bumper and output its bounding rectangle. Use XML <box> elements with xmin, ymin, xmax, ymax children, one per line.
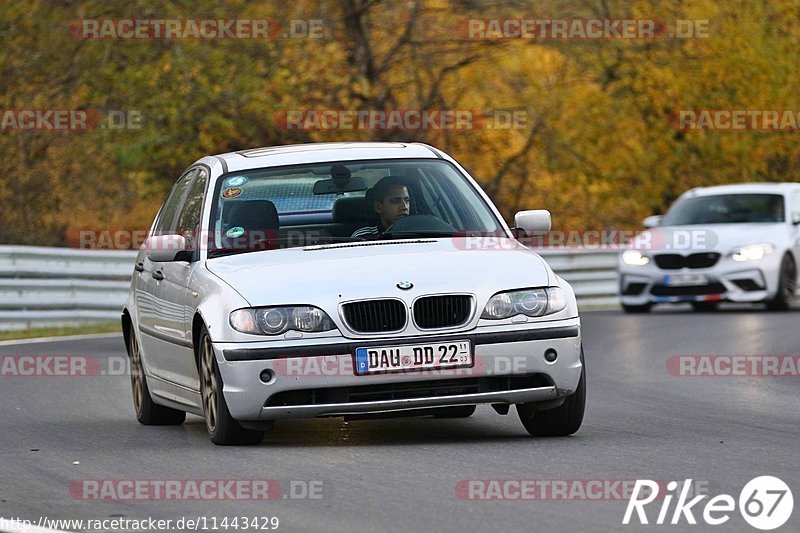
<box><xmin>213</xmin><ymin>318</ymin><xmax>582</xmax><ymax>421</ymax></box>
<box><xmin>619</xmin><ymin>253</ymin><xmax>782</xmax><ymax>306</ymax></box>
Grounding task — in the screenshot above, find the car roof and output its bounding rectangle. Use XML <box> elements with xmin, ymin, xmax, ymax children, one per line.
<box><xmin>683</xmin><ymin>182</ymin><xmax>800</xmax><ymax>197</ymax></box>
<box><xmin>203</xmin><ymin>142</ymin><xmax>445</xmax><ymax>173</ymax></box>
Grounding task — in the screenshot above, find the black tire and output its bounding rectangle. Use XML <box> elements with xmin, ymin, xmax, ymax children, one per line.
<box><xmin>622</xmin><ymin>303</ymin><xmax>651</xmax><ymax>314</ymax></box>
<box><xmin>517</xmin><ymin>348</ymin><xmax>586</xmax><ymax>437</ymax></box>
<box><xmin>432</xmin><ymin>405</ymin><xmax>477</xmax><ymax>418</ymax></box>
<box><xmin>127</xmin><ymin>327</ymin><xmax>186</xmax><ymax>426</ymax></box>
<box><xmin>691</xmin><ymin>301</ymin><xmax>719</xmax><ymax>312</ymax></box>
<box><xmin>766</xmin><ymin>254</ymin><xmax>796</xmax><ymax>311</ymax></box>
<box><xmin>198</xmin><ymin>327</ymin><xmax>265</xmax><ymax>445</ymax></box>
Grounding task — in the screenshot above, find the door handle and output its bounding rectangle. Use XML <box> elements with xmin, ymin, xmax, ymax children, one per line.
<box><xmin>152</xmin><ymin>270</ymin><xmax>164</xmax><ymax>281</ymax></box>
<box><xmin>134</xmin><ymin>262</ymin><xmax>144</xmax><ymax>272</ymax></box>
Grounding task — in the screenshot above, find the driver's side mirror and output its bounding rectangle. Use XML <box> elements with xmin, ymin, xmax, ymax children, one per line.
<box><xmin>514</xmin><ymin>210</ymin><xmax>551</xmax><ymax>236</ymax></box>
<box><xmin>792</xmin><ymin>212</ymin><xmax>800</xmax><ymax>225</ymax></box>
<box><xmin>145</xmin><ymin>234</ymin><xmax>189</xmax><ymax>262</ymax></box>
<box><xmin>643</xmin><ymin>215</ymin><xmax>662</xmax><ymax>228</ymax></box>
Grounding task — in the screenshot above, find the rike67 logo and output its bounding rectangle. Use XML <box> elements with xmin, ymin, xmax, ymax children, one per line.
<box><xmin>623</xmin><ymin>476</ymin><xmax>793</xmax><ymax>530</ymax></box>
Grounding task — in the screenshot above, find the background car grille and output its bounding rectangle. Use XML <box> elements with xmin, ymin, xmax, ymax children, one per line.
<box><xmin>413</xmin><ymin>295</ymin><xmax>473</xmax><ymax>329</ymax></box>
<box><xmin>342</xmin><ymin>299</ymin><xmax>406</xmax><ymax>333</ymax></box>
<box><xmin>654</xmin><ymin>252</ymin><xmax>721</xmax><ymax>269</ymax></box>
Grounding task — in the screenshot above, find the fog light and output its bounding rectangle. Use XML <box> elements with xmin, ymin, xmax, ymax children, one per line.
<box><xmin>259</xmin><ymin>369</ymin><xmax>275</xmax><ymax>383</ymax></box>
<box><xmin>544</xmin><ymin>348</ymin><xmax>558</xmax><ymax>363</ymax></box>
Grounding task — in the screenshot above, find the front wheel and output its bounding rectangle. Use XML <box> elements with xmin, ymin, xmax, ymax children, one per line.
<box><xmin>766</xmin><ymin>254</ymin><xmax>796</xmax><ymax>311</ymax></box>
<box><xmin>199</xmin><ymin>327</ymin><xmax>265</xmax><ymax>445</ymax></box>
<box><xmin>517</xmin><ymin>348</ymin><xmax>586</xmax><ymax>437</ymax></box>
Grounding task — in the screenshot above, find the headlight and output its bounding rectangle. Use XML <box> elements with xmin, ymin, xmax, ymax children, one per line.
<box><xmin>481</xmin><ymin>287</ymin><xmax>567</xmax><ymax>319</ymax></box>
<box><xmin>230</xmin><ymin>306</ymin><xmax>336</xmax><ymax>335</ymax></box>
<box><xmin>622</xmin><ymin>250</ymin><xmax>650</xmax><ymax>266</ymax></box>
<box><xmin>730</xmin><ymin>243</ymin><xmax>774</xmax><ymax>262</ymax></box>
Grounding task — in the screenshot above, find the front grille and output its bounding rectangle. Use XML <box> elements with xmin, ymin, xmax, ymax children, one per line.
<box><xmin>654</xmin><ymin>253</ymin><xmax>721</xmax><ymax>270</ymax></box>
<box><xmin>686</xmin><ymin>252</ymin><xmax>721</xmax><ymax>268</ymax></box>
<box><xmin>650</xmin><ymin>283</ymin><xmax>726</xmax><ymax>296</ymax></box>
<box><xmin>413</xmin><ymin>295</ymin><xmax>473</xmax><ymax>329</ymax></box>
<box><xmin>342</xmin><ymin>299</ymin><xmax>406</xmax><ymax>333</ymax></box>
<box><xmin>264</xmin><ymin>374</ymin><xmax>551</xmax><ymax>407</ymax></box>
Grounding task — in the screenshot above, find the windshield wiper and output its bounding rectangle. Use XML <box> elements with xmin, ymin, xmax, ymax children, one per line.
<box><xmin>381</xmin><ymin>230</ymin><xmax>460</xmax><ymax>239</ymax></box>
<box><xmin>207</xmin><ymin>236</ymin><xmax>365</xmax><ymax>258</ymax></box>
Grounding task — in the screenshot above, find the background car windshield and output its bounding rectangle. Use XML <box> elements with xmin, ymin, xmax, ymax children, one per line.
<box><xmin>661</xmin><ymin>194</ymin><xmax>785</xmax><ymax>225</ymax></box>
<box><xmin>209</xmin><ymin>159</ymin><xmax>505</xmax><ymax>254</ymax></box>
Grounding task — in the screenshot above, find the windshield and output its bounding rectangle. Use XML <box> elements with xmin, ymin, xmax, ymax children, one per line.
<box><xmin>661</xmin><ymin>193</ymin><xmax>785</xmax><ymax>226</ymax></box>
<box><xmin>207</xmin><ymin>159</ymin><xmax>505</xmax><ymax>256</ymax></box>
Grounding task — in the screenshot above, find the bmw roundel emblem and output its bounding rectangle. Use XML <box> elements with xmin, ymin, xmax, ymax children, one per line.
<box><xmin>396</xmin><ymin>281</ymin><xmax>413</xmax><ymax>290</ymax></box>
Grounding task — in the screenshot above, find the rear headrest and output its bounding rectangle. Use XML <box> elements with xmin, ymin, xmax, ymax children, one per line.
<box><xmin>226</xmin><ymin>200</ymin><xmax>279</xmax><ymax>230</ymax></box>
<box><xmin>332</xmin><ymin>196</ymin><xmax>374</xmax><ymax>225</ymax></box>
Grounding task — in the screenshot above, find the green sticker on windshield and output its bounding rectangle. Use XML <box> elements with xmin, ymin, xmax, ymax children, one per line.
<box><xmin>226</xmin><ymin>226</ymin><xmax>245</xmax><ymax>238</ymax></box>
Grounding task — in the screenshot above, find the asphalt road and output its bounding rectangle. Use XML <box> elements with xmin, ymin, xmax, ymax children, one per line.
<box><xmin>1</xmin><ymin>308</ymin><xmax>798</xmax><ymax>533</ymax></box>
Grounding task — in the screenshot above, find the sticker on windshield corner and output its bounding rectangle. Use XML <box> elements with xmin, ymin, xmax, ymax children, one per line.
<box><xmin>224</xmin><ymin>176</ymin><xmax>248</xmax><ymax>187</ymax></box>
<box><xmin>226</xmin><ymin>226</ymin><xmax>245</xmax><ymax>238</ymax></box>
<box><xmin>221</xmin><ymin>187</ymin><xmax>243</xmax><ymax>199</ymax></box>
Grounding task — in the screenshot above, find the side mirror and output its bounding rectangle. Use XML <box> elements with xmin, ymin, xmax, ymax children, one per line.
<box><xmin>643</xmin><ymin>215</ymin><xmax>662</xmax><ymax>228</ymax></box>
<box><xmin>514</xmin><ymin>210</ymin><xmax>551</xmax><ymax>236</ymax></box>
<box><xmin>145</xmin><ymin>234</ymin><xmax>188</xmax><ymax>262</ymax></box>
<box><xmin>792</xmin><ymin>212</ymin><xmax>800</xmax><ymax>225</ymax></box>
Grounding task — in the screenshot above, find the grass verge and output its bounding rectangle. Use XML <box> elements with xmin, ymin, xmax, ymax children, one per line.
<box><xmin>0</xmin><ymin>322</ymin><xmax>121</xmax><ymax>341</ymax></box>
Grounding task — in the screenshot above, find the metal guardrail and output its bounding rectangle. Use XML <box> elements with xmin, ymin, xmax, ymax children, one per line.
<box><xmin>0</xmin><ymin>246</ymin><xmax>137</xmax><ymax>330</ymax></box>
<box><xmin>0</xmin><ymin>245</ymin><xmax>620</xmax><ymax>330</ymax></box>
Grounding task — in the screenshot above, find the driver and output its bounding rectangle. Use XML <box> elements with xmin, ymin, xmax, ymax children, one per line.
<box><xmin>352</xmin><ymin>176</ymin><xmax>410</xmax><ymax>239</ymax></box>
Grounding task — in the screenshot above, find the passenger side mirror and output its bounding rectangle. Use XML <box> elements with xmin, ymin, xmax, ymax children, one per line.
<box><xmin>514</xmin><ymin>210</ymin><xmax>551</xmax><ymax>236</ymax></box>
<box><xmin>643</xmin><ymin>215</ymin><xmax>662</xmax><ymax>228</ymax></box>
<box><xmin>145</xmin><ymin>234</ymin><xmax>189</xmax><ymax>262</ymax></box>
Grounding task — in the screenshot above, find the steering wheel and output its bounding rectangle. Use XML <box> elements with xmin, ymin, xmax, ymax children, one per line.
<box><xmin>383</xmin><ymin>214</ymin><xmax>458</xmax><ymax>234</ymax></box>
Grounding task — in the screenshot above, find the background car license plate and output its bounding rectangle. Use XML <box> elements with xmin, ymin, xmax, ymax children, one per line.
<box><xmin>664</xmin><ymin>274</ymin><xmax>709</xmax><ymax>286</ymax></box>
<box><xmin>355</xmin><ymin>340</ymin><xmax>473</xmax><ymax>375</ymax></box>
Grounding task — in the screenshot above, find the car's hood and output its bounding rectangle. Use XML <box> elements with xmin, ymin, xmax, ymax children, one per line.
<box><xmin>634</xmin><ymin>223</ymin><xmax>787</xmax><ymax>253</ymax></box>
<box><xmin>206</xmin><ymin>238</ymin><xmax>551</xmax><ymax>306</ymax></box>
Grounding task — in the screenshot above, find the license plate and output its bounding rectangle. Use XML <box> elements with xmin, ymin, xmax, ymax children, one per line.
<box><xmin>354</xmin><ymin>340</ymin><xmax>473</xmax><ymax>375</ymax></box>
<box><xmin>664</xmin><ymin>274</ymin><xmax>709</xmax><ymax>286</ymax></box>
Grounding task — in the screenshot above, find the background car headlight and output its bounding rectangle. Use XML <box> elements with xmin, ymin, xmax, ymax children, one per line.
<box><xmin>730</xmin><ymin>243</ymin><xmax>774</xmax><ymax>262</ymax></box>
<box><xmin>481</xmin><ymin>287</ymin><xmax>567</xmax><ymax>319</ymax></box>
<box><xmin>622</xmin><ymin>250</ymin><xmax>650</xmax><ymax>266</ymax></box>
<box><xmin>230</xmin><ymin>306</ymin><xmax>336</xmax><ymax>335</ymax></box>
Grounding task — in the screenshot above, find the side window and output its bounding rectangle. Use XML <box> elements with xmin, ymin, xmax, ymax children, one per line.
<box><xmin>175</xmin><ymin>168</ymin><xmax>208</xmax><ymax>249</ymax></box>
<box><xmin>153</xmin><ymin>169</ymin><xmax>197</xmax><ymax>236</ymax></box>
